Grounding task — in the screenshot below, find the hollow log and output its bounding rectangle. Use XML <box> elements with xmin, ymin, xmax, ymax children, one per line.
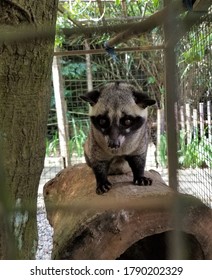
<box><xmin>44</xmin><ymin>164</ymin><xmax>212</xmax><ymax>260</ymax></box>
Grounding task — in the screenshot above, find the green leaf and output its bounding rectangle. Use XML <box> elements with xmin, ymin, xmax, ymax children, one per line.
<box><xmin>148</xmin><ymin>76</ymin><xmax>156</xmax><ymax>84</ymax></box>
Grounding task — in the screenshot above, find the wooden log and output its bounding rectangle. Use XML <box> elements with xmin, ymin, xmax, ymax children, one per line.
<box><xmin>44</xmin><ymin>164</ymin><xmax>212</xmax><ymax>260</ymax></box>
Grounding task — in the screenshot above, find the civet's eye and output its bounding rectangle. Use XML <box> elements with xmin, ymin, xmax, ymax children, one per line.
<box><xmin>123</xmin><ymin>119</ymin><xmax>132</xmax><ymax>126</ymax></box>
<box><xmin>99</xmin><ymin>118</ymin><xmax>107</xmax><ymax>126</ymax></box>
<box><xmin>98</xmin><ymin>116</ymin><xmax>110</xmax><ymax>129</ymax></box>
<box><xmin>91</xmin><ymin>115</ymin><xmax>110</xmax><ymax>132</ymax></box>
<box><xmin>120</xmin><ymin>116</ymin><xmax>134</xmax><ymax>128</ymax></box>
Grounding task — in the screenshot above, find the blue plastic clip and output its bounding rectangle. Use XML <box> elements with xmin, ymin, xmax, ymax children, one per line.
<box><xmin>104</xmin><ymin>41</ymin><xmax>118</xmax><ymax>62</ymax></box>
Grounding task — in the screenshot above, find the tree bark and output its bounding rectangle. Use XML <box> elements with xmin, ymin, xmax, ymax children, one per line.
<box><xmin>0</xmin><ymin>0</ymin><xmax>58</xmax><ymax>259</ymax></box>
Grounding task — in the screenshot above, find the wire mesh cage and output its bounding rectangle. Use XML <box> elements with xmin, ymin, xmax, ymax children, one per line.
<box><xmin>41</xmin><ymin>45</ymin><xmax>164</xmax><ymax>184</ymax></box>
<box><xmin>40</xmin><ymin>9</ymin><xmax>212</xmax><ymax>207</ymax></box>
<box><xmin>176</xmin><ymin>11</ymin><xmax>212</xmax><ymax>207</ymax></box>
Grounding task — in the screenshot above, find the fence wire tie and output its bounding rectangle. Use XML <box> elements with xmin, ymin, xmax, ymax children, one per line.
<box><xmin>104</xmin><ymin>41</ymin><xmax>118</xmax><ymax>62</ymax></box>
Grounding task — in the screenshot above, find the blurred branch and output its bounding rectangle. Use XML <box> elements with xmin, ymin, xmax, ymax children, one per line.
<box><xmin>62</xmin><ymin>0</ymin><xmax>185</xmax><ymax>40</ymax></box>
<box><xmin>0</xmin><ymin>25</ymin><xmax>55</xmax><ymax>44</ymax></box>
<box><xmin>62</xmin><ymin>0</ymin><xmax>210</xmax><ymax>48</ymax></box>
<box><xmin>45</xmin><ymin>192</ymin><xmax>204</xmax><ymax>213</ymax></box>
<box><xmin>0</xmin><ymin>1</ymin><xmax>210</xmax><ymax>46</ymax></box>
<box><xmin>54</xmin><ymin>45</ymin><xmax>164</xmax><ymax>56</ymax></box>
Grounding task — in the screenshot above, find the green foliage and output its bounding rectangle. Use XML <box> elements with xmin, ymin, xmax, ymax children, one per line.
<box><xmin>152</xmin><ymin>0</ymin><xmax>160</xmax><ymax>8</ymax></box>
<box><xmin>46</xmin><ymin>132</ymin><xmax>59</xmax><ymax>157</ymax></box>
<box><xmin>69</xmin><ymin>118</ymin><xmax>89</xmax><ymax>158</ymax></box>
<box><xmin>178</xmin><ymin>131</ymin><xmax>200</xmax><ymax>168</ymax></box>
<box><xmin>46</xmin><ymin>118</ymin><xmax>90</xmax><ymax>158</ymax></box>
<box><xmin>62</xmin><ymin>62</ymin><xmax>87</xmax><ymax>79</ymax></box>
<box><xmin>178</xmin><ymin>131</ymin><xmax>212</xmax><ymax>168</ymax></box>
<box><xmin>178</xmin><ymin>27</ymin><xmax>212</xmax><ymax>91</ymax></box>
<box><xmin>147</xmin><ymin>76</ymin><xmax>156</xmax><ymax>85</ymax></box>
<box><xmin>61</xmin><ymin>60</ymin><xmax>98</xmax><ymax>79</ymax></box>
<box><xmin>158</xmin><ymin>133</ymin><xmax>167</xmax><ymax>167</ymax></box>
<box><xmin>180</xmin><ymin>32</ymin><xmax>211</xmax><ymax>65</ymax></box>
<box><xmin>158</xmin><ymin>131</ymin><xmax>212</xmax><ymax>168</ymax></box>
<box><xmin>55</xmin><ymin>14</ymin><xmax>72</xmax><ymax>47</ymax></box>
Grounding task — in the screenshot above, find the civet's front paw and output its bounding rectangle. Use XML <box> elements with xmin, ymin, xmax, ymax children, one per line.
<box><xmin>96</xmin><ymin>179</ymin><xmax>112</xmax><ymax>195</ymax></box>
<box><xmin>133</xmin><ymin>176</ymin><xmax>152</xmax><ymax>186</ymax></box>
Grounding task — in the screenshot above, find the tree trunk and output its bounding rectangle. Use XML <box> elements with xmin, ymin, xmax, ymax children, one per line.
<box><xmin>0</xmin><ymin>0</ymin><xmax>58</xmax><ymax>259</ymax></box>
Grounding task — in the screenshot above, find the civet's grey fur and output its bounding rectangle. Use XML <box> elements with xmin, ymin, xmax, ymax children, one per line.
<box><xmin>80</xmin><ymin>82</ymin><xmax>156</xmax><ymax>194</ymax></box>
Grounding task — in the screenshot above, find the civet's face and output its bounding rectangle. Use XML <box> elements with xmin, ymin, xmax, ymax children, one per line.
<box><xmin>81</xmin><ymin>82</ymin><xmax>155</xmax><ymax>150</ymax></box>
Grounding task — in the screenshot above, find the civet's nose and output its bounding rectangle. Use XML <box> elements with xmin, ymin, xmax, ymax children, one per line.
<box><xmin>108</xmin><ymin>139</ymin><xmax>120</xmax><ymax>149</ymax></box>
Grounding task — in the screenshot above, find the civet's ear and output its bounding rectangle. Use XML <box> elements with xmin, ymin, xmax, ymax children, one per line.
<box><xmin>80</xmin><ymin>90</ymin><xmax>101</xmax><ymax>106</ymax></box>
<box><xmin>133</xmin><ymin>91</ymin><xmax>156</xmax><ymax>108</ymax></box>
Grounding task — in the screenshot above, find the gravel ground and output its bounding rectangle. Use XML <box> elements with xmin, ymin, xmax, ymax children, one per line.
<box><xmin>36</xmin><ymin>193</ymin><xmax>54</xmax><ymax>260</ymax></box>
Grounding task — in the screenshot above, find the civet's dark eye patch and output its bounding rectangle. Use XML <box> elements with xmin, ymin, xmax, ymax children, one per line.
<box><xmin>91</xmin><ymin>114</ymin><xmax>110</xmax><ymax>133</ymax></box>
<box><xmin>120</xmin><ymin>115</ymin><xmax>145</xmax><ymax>133</ymax></box>
<box><xmin>120</xmin><ymin>116</ymin><xmax>135</xmax><ymax>128</ymax></box>
<box><xmin>91</xmin><ymin>114</ymin><xmax>145</xmax><ymax>135</ymax></box>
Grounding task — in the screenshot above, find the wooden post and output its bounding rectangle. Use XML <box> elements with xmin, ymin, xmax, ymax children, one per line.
<box><xmin>199</xmin><ymin>103</ymin><xmax>204</xmax><ymax>138</ymax></box>
<box><xmin>84</xmin><ymin>39</ymin><xmax>93</xmax><ymax>91</ymax></box>
<box><xmin>163</xmin><ymin>1</ymin><xmax>179</xmax><ymax>191</ymax></box>
<box><xmin>185</xmin><ymin>103</ymin><xmax>191</xmax><ymax>144</ymax></box>
<box><xmin>156</xmin><ymin>108</ymin><xmax>164</xmax><ymax>165</ymax></box>
<box><xmin>193</xmin><ymin>109</ymin><xmax>198</xmax><ymax>139</ymax></box>
<box><xmin>180</xmin><ymin>106</ymin><xmax>185</xmax><ymax>132</ymax></box>
<box><xmin>207</xmin><ymin>101</ymin><xmax>211</xmax><ymax>142</ymax></box>
<box><xmin>156</xmin><ymin>109</ymin><xmax>161</xmax><ymax>159</ymax></box>
<box><xmin>163</xmin><ymin>0</ymin><xmax>181</xmax><ymax>260</ymax></box>
<box><xmin>52</xmin><ymin>51</ymin><xmax>71</xmax><ymax>168</ymax></box>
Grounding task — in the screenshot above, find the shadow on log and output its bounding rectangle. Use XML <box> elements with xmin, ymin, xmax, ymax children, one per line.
<box><xmin>44</xmin><ymin>164</ymin><xmax>212</xmax><ymax>260</ymax></box>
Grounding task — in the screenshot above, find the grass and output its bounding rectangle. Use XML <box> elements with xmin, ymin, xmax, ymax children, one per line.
<box><xmin>158</xmin><ymin>130</ymin><xmax>212</xmax><ymax>168</ymax></box>
<box><xmin>46</xmin><ymin>119</ymin><xmax>90</xmax><ymax>158</ymax></box>
<box><xmin>69</xmin><ymin>118</ymin><xmax>89</xmax><ymax>157</ymax></box>
<box><xmin>46</xmin><ymin>132</ymin><xmax>59</xmax><ymax>157</ymax></box>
